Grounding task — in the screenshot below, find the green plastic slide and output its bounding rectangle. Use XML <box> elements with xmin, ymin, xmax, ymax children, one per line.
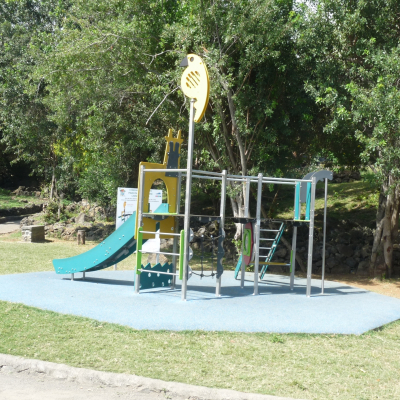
<box><xmin>53</xmin><ymin>212</ymin><xmax>140</xmax><ymax>275</ymax></box>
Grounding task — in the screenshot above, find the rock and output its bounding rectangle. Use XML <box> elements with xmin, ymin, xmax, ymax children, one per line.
<box><xmin>274</xmin><ymin>247</ymin><xmax>287</xmax><ymax>258</ymax></box>
<box><xmin>361</xmin><ymin>246</ymin><xmax>371</xmax><ymax>258</ymax></box>
<box><xmin>35</xmin><ymin>191</ymin><xmax>41</xmax><ymax>197</ymax></box>
<box><xmin>12</xmin><ymin>186</ymin><xmax>25</xmax><ymax>195</ymax></box>
<box><xmin>326</xmin><ymin>257</ymin><xmax>337</xmax><ymax>269</ymax></box>
<box><xmin>146</xmin><ymin>253</ymin><xmax>169</xmax><ymax>265</ymax></box>
<box><xmin>336</xmin><ymin>244</ymin><xmax>353</xmax><ymax>258</ymax></box>
<box><xmin>357</xmin><ymin>260</ymin><xmax>369</xmax><ymax>272</ymax></box>
<box><xmin>76</xmin><ymin>213</ymin><xmax>93</xmax><ymax>224</ymax></box>
<box><xmin>160</xmin><ymin>238</ymin><xmax>173</xmax><ymax>250</ymax></box>
<box><xmin>345</xmin><ymin>258</ymin><xmax>357</xmax><ymax>269</ymax></box>
<box><xmin>350</xmin><ymin>230</ymin><xmax>364</xmax><ymax>242</ymax></box>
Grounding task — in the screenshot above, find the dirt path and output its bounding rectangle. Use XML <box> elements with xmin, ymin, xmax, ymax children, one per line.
<box><xmin>0</xmin><ymin>219</ymin><xmax>22</xmax><ymax>234</ymax></box>
<box><xmin>0</xmin><ymin>368</ymin><xmax>169</xmax><ymax>400</ymax></box>
<box><xmin>329</xmin><ymin>274</ymin><xmax>400</xmax><ymax>299</ymax></box>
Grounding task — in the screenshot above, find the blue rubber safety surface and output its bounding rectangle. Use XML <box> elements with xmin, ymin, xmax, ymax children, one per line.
<box><xmin>1</xmin><ymin>270</ymin><xmax>400</xmax><ymax>334</ymax></box>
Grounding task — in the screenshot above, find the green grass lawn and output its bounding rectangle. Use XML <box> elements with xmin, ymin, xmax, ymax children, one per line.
<box><xmin>0</xmin><ymin>232</ymin><xmax>136</xmax><ymax>275</ymax></box>
<box><xmin>0</xmin><ymin>301</ymin><xmax>399</xmax><ymax>400</ymax></box>
<box><xmin>0</xmin><ymin>188</ymin><xmax>45</xmax><ymax>209</ymax></box>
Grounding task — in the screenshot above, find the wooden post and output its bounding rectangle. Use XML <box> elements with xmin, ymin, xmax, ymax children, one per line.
<box><xmin>77</xmin><ymin>230</ymin><xmax>86</xmax><ymax>245</ymax></box>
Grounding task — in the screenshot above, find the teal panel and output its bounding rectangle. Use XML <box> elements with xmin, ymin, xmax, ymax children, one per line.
<box><xmin>294</xmin><ymin>183</ymin><xmax>300</xmax><ymax>220</ymax></box>
<box><xmin>138</xmin><ymin>262</ymin><xmax>174</xmax><ymax>290</ymax></box>
<box><xmin>234</xmin><ymin>255</ymin><xmax>243</xmax><ymax>279</ymax></box>
<box><xmin>306</xmin><ymin>182</ymin><xmax>311</xmax><ymax>220</ymax></box>
<box><xmin>154</xmin><ymin>203</ymin><xmax>169</xmax><ymax>213</ymax></box>
<box><xmin>53</xmin><ymin>212</ymin><xmax>147</xmax><ymax>275</ymax></box>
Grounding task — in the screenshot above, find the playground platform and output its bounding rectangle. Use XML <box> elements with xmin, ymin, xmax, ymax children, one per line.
<box><xmin>0</xmin><ymin>270</ymin><xmax>399</xmax><ymax>334</ymax></box>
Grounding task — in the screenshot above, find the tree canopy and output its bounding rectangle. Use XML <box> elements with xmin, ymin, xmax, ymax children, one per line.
<box><xmin>2</xmin><ymin>0</ymin><xmax>400</xmax><ymax>274</ymax></box>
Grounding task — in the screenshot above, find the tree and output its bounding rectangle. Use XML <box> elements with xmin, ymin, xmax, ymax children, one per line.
<box><xmin>296</xmin><ymin>0</ymin><xmax>400</xmax><ymax>277</ymax></box>
<box><xmin>165</xmin><ymin>0</ymin><xmax>319</xmax><ymax>239</ymax></box>
<box><xmin>0</xmin><ymin>0</ymin><xmax>69</xmax><ymax>198</ymax></box>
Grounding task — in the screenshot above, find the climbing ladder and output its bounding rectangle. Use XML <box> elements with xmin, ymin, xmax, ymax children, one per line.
<box><xmin>234</xmin><ymin>221</ymin><xmax>288</xmax><ymax>279</ymax></box>
<box><xmin>258</xmin><ymin>222</ymin><xmax>287</xmax><ymax>279</ymax></box>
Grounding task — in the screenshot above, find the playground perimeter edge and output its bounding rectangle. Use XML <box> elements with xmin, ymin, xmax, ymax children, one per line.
<box><xmin>0</xmin><ymin>353</ymin><xmax>303</xmax><ymax>400</ymax></box>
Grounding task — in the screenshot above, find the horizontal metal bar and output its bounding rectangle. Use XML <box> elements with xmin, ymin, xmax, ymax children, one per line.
<box><xmin>139</xmin><ymin>270</ymin><xmax>178</xmax><ymax>276</ymax></box>
<box><xmin>260</xmin><ymin>229</ymin><xmax>280</xmax><ymax>232</ymax></box>
<box><xmin>144</xmin><ymin>168</ymin><xmax>187</xmax><ymax>173</ymax></box>
<box><xmin>192</xmin><ymin>174</ymin><xmax>222</xmax><ymax>181</ymax></box>
<box><xmin>141</xmin><ymin>231</ymin><xmax>181</xmax><ymax>237</ymax></box>
<box><xmin>250</xmin><ymin>262</ymin><xmax>291</xmax><ymax>266</ymax></box>
<box><xmin>192</xmin><ymin>169</ymin><xmax>224</xmax><ymax>177</ymax></box>
<box><xmin>259</xmin><ymin>247</ymin><xmax>272</xmax><ymax>250</ymax></box>
<box><xmin>227</xmin><ymin>173</ymin><xmax>312</xmax><ymax>183</ymax></box>
<box><xmin>139</xmin><ymin>251</ymin><xmax>180</xmax><ymax>256</ymax></box>
<box><xmin>259</xmin><ymin>238</ymin><xmax>275</xmax><ymax>241</ymax></box>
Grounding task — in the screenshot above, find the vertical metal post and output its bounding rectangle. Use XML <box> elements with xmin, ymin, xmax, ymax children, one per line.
<box><xmin>135</xmin><ymin>165</ymin><xmax>146</xmax><ymax>294</ymax></box>
<box><xmin>241</xmin><ymin>177</ymin><xmax>251</xmax><ymax>288</ymax></box>
<box><xmin>290</xmin><ymin>182</ymin><xmax>298</xmax><ymax>290</ymax></box>
<box><xmin>71</xmin><ymin>273</ymin><xmax>74</xmax><ymax>281</ymax></box>
<box><xmin>306</xmin><ymin>176</ymin><xmax>316</xmax><ymax>297</ymax></box>
<box><xmin>290</xmin><ymin>227</ymin><xmax>297</xmax><ymax>290</ymax></box>
<box><xmin>172</xmin><ymin>172</ymin><xmax>182</xmax><ymax>289</ymax></box>
<box><xmin>254</xmin><ymin>173</ymin><xmax>263</xmax><ymax>296</ymax></box>
<box><xmin>321</xmin><ymin>178</ymin><xmax>328</xmax><ymax>294</ymax></box>
<box><xmin>114</xmin><ymin>264</ymin><xmax>117</xmax><ymax>271</ymax></box>
<box><xmin>182</xmin><ymin>99</ymin><xmax>196</xmax><ymax>301</ymax></box>
<box><xmin>216</xmin><ymin>170</ymin><xmax>227</xmax><ymax>297</ymax></box>
<box><xmin>82</xmin><ymin>272</ymin><xmax>85</xmax><ymax>280</ymax></box>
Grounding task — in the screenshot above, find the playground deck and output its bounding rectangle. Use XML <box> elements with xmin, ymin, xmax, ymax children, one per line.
<box><xmin>0</xmin><ymin>271</ymin><xmax>399</xmax><ymax>334</ymax></box>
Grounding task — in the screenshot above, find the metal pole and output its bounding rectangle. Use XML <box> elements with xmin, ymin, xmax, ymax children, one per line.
<box><xmin>290</xmin><ymin>182</ymin><xmax>298</xmax><ymax>290</ymax></box>
<box><xmin>82</xmin><ymin>272</ymin><xmax>85</xmax><ymax>280</ymax></box>
<box><xmin>114</xmin><ymin>264</ymin><xmax>117</xmax><ymax>271</ymax></box>
<box><xmin>241</xmin><ymin>177</ymin><xmax>251</xmax><ymax>288</ymax></box>
<box><xmin>306</xmin><ymin>176</ymin><xmax>316</xmax><ymax>297</ymax></box>
<box><xmin>71</xmin><ymin>273</ymin><xmax>74</xmax><ymax>281</ymax></box>
<box><xmin>172</xmin><ymin>172</ymin><xmax>182</xmax><ymax>289</ymax></box>
<box><xmin>216</xmin><ymin>170</ymin><xmax>227</xmax><ymax>297</ymax></box>
<box><xmin>254</xmin><ymin>173</ymin><xmax>263</xmax><ymax>296</ymax></box>
<box><xmin>182</xmin><ymin>99</ymin><xmax>196</xmax><ymax>301</ymax></box>
<box><xmin>290</xmin><ymin>227</ymin><xmax>297</xmax><ymax>290</ymax></box>
<box><xmin>135</xmin><ymin>165</ymin><xmax>146</xmax><ymax>294</ymax></box>
<box><xmin>321</xmin><ymin>178</ymin><xmax>328</xmax><ymax>294</ymax></box>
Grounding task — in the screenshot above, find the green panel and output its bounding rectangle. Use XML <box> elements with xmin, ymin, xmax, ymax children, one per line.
<box><xmin>179</xmin><ymin>230</ymin><xmax>184</xmax><ymax>280</ymax></box>
<box><xmin>136</xmin><ymin>227</ymin><xmax>143</xmax><ymax>274</ymax></box>
<box><xmin>243</xmin><ymin>228</ymin><xmax>252</xmax><ymax>257</ymax></box>
<box><xmin>139</xmin><ymin>262</ymin><xmax>174</xmax><ymax>290</ymax></box>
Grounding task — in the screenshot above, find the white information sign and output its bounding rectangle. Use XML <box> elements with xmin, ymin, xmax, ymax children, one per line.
<box><xmin>116</xmin><ymin>188</ymin><xmax>163</xmax><ymax>255</ymax></box>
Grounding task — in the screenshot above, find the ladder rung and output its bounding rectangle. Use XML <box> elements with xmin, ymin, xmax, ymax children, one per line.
<box><xmin>250</xmin><ymin>262</ymin><xmax>290</xmax><ymax>266</ymax></box>
<box><xmin>141</xmin><ymin>231</ymin><xmax>180</xmax><ymax>237</ymax></box>
<box><xmin>139</xmin><ymin>251</ymin><xmax>179</xmax><ymax>256</ymax></box>
<box><xmin>139</xmin><ymin>269</ymin><xmax>178</xmax><ymax>276</ymax></box>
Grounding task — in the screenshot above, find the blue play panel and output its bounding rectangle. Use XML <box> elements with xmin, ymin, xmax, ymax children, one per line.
<box><xmin>0</xmin><ymin>271</ymin><xmax>399</xmax><ymax>334</ymax></box>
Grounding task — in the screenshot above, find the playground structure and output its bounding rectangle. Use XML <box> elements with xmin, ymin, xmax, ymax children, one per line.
<box><xmin>53</xmin><ymin>53</ymin><xmax>333</xmax><ymax>300</ymax></box>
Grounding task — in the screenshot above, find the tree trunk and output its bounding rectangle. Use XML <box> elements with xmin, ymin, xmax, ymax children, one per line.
<box><xmin>50</xmin><ymin>165</ymin><xmax>57</xmax><ymax>200</ymax></box>
<box><xmin>370</xmin><ymin>176</ymin><xmax>400</xmax><ymax>278</ymax></box>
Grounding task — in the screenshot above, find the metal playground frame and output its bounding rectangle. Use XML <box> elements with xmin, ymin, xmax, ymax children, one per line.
<box><xmin>131</xmin><ymin>54</ymin><xmax>333</xmax><ymax>300</ymax></box>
